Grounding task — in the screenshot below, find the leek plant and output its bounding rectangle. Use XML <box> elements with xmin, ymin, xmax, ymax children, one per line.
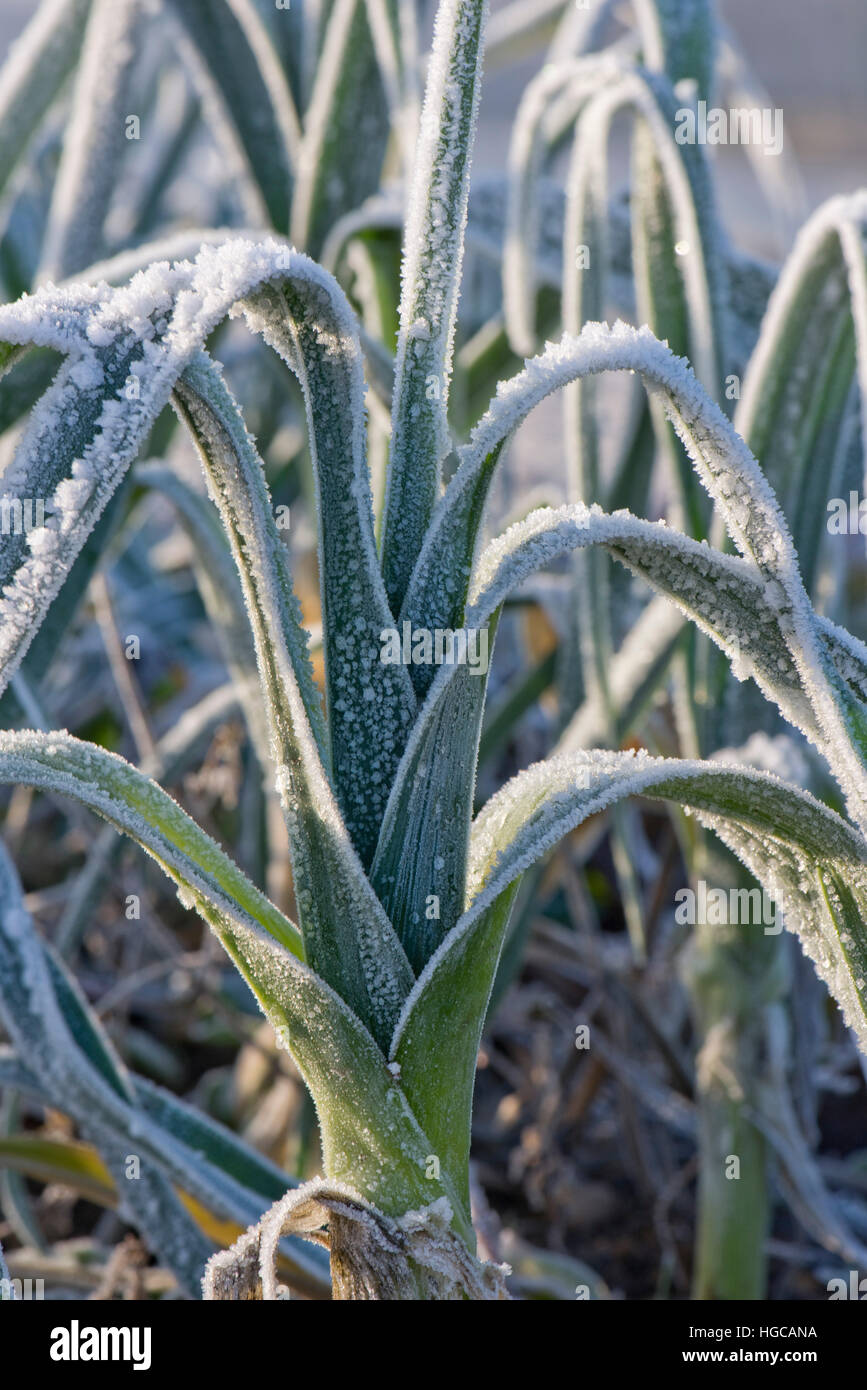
<box><xmin>0</xmin><ymin>0</ymin><xmax>866</xmax><ymax>1301</ymax></box>
<box><xmin>486</xmin><ymin>0</ymin><xmax>867</xmax><ymax>1298</ymax></box>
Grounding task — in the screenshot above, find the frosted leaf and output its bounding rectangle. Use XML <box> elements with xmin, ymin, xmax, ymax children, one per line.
<box><xmin>0</xmin><ymin>728</ymin><xmax>303</xmax><ymax>962</ymax></box>
<box><xmin>74</xmin><ymin>227</ymin><xmax>272</xmax><ymax>290</ymax></box>
<box><xmin>469</xmin><ymin>498</ymin><xmax>867</xmax><ymax>822</ymax></box>
<box><xmin>165</xmin><ymin>0</ymin><xmax>300</xmax><ymax>234</ymax></box>
<box><xmin>0</xmin><ymin>841</ymin><xmax>214</xmax><ymax>1295</ymax></box>
<box><xmin>370</xmin><ymin>655</ymin><xmax>489</xmax><ymax>974</ymax></box>
<box><xmin>387</xmin><ymin>745</ymin><xmax>867</xmax><ymax>1184</ymax></box>
<box><xmin>546</xmin><ymin>0</ymin><xmax>622</xmax><ymax>63</ymax></box>
<box><xmin>39</xmin><ymin>0</ymin><xmax>144</xmax><ymax>282</ymax></box>
<box><xmin>208</xmin><ymin>913</ymin><xmax>469</xmax><ymax>1226</ymax></box>
<box><xmin>485</xmin><ymin>0</ymin><xmax>592</xmax><ymax>69</ymax></box>
<box><xmin>381</xmin><ymin>0</ymin><xmax>490</xmax><ymax>611</ymax></box>
<box><xmin>403</xmin><ymin>321</ymin><xmax>867</xmax><ymax>830</ymax></box>
<box><xmin>320</xmin><ymin>190</ymin><xmax>404</xmax><ymax>272</ymax></box>
<box><xmin>457</xmin><ymin>752</ymin><xmax>867</xmax><ymax>1048</ymax></box>
<box><xmin>467</xmin><ymin>505</ymin><xmax>820</xmax><ymax>735</ymax></box>
<box><xmin>0</xmin><ymin>779</ymin><xmax>329</xmax><ymax>1285</ymax></box>
<box><xmin>135</xmin><ymin>465</ymin><xmax>272</xmax><ymax>771</ymax></box>
<box><xmin>401</xmin><ymin>321</ymin><xmax>692</xmax><ymax>663</ymax></box>
<box><xmin>715</xmin><ymin>30</ymin><xmax>806</xmax><ymax>244</ymax></box>
<box><xmin>231</xmin><ymin>264</ymin><xmax>418</xmax><ymax>867</ymax></box>
<box><xmin>51</xmin><ymin>955</ymin><xmax>327</xmax><ymax>1289</ymax></box>
<box><xmin>175</xmin><ymin>352</ymin><xmax>414</xmax><ymax>1048</ymax></box>
<box><xmin>711</xmin><ymin>732</ymin><xmax>812</xmax><ymax>789</ymax></box>
<box><xmin>503</xmin><ymin>55</ymin><xmax>621</xmax><ymax>357</ymax></box>
<box><xmin>0</xmin><ymin>237</ymin><xmax>413</xmax><ymax>877</ymax></box>
<box><xmin>364</xmin><ymin>0</ymin><xmax>421</xmax><ymax>183</ymax></box>
<box><xmin>0</xmin><ymin>734</ymin><xmax>460</xmax><ymax>1236</ymax></box>
<box><xmin>290</xmin><ymin>0</ymin><xmax>393</xmax><ymax>255</ymax></box>
<box><xmin>615</xmin><ymin>64</ymin><xmax>727</xmax><ymax>430</ymax></box>
<box><xmin>736</xmin><ymin>193</ymin><xmax>867</xmax><ymax>591</ymax></box>
<box><xmin>570</xmin><ymin>57</ymin><xmax>712</xmax><ymax>714</ymax></box>
<box><xmin>0</xmin><ymin>0</ymin><xmax>91</xmax><ymax>211</ymax></box>
<box><xmin>816</xmin><ymin>614</ymin><xmax>867</xmax><ymax>711</ymax></box>
<box><xmin>558</xmin><ymin>594</ymin><xmax>685</xmax><ymax>751</ymax></box>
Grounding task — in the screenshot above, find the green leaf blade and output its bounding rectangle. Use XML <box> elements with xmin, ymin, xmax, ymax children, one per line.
<box><xmin>381</xmin><ymin>0</ymin><xmax>490</xmax><ymax>613</ymax></box>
